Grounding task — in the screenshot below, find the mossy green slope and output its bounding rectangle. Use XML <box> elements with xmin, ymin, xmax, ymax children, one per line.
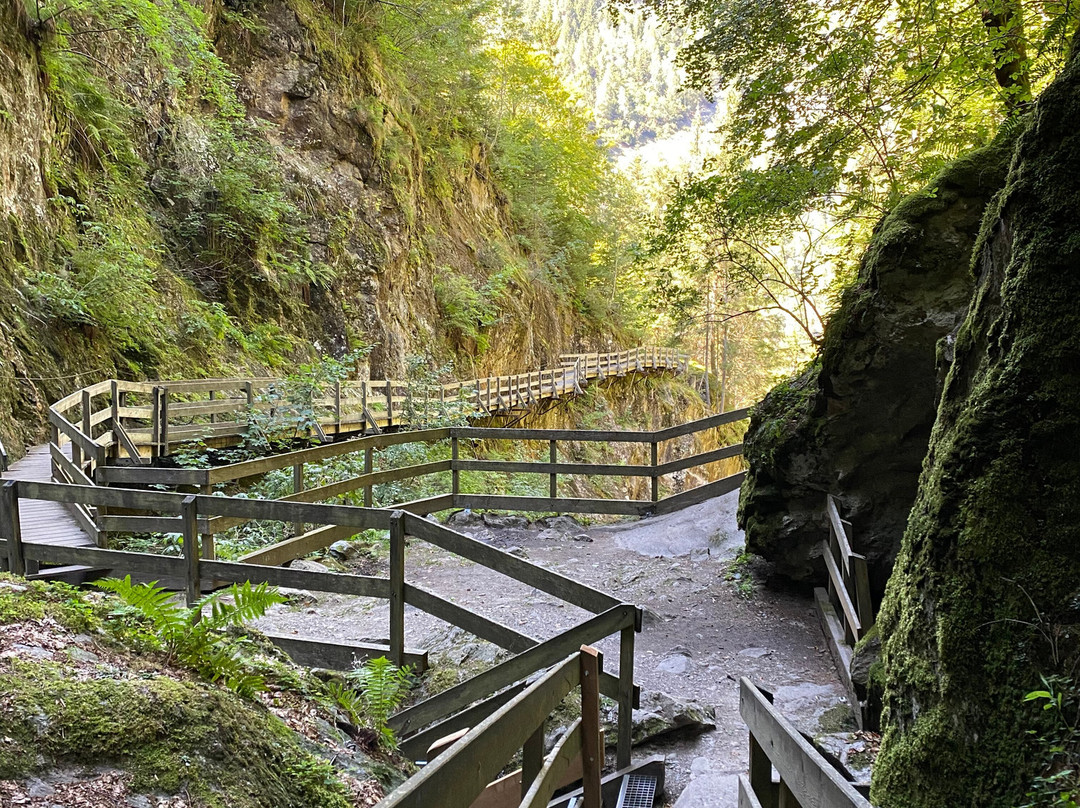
<box><xmin>873</xmin><ymin>49</ymin><xmax>1080</xmax><ymax>807</ymax></box>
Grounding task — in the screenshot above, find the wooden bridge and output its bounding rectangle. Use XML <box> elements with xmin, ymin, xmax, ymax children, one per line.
<box><xmin>0</xmin><ymin>344</ymin><xmax>876</xmax><ymax>808</ymax></box>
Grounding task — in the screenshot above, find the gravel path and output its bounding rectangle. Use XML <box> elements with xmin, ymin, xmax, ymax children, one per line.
<box><xmin>255</xmin><ymin>492</ymin><xmax>854</xmax><ymax>806</ymax></box>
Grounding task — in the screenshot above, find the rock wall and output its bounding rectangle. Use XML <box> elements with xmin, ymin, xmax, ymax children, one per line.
<box><xmin>872</xmin><ymin>48</ymin><xmax>1080</xmax><ymax>807</ymax></box>
<box><xmin>737</xmin><ymin>140</ymin><xmax>1013</xmax><ymax>595</ymax></box>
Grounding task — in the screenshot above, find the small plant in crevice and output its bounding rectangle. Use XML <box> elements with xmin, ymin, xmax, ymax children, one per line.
<box><xmin>95</xmin><ymin>576</ymin><xmax>285</xmax><ymax>697</ymax></box>
<box><xmin>346</xmin><ymin>656</ymin><xmax>412</xmax><ymax>750</ymax></box>
<box><xmin>724</xmin><ymin>551</ymin><xmax>757</xmax><ymax>599</ymax></box>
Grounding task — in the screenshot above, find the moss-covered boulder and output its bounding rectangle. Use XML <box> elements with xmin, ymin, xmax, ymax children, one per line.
<box><xmin>872</xmin><ymin>48</ymin><xmax>1080</xmax><ymax>807</ymax></box>
<box><xmin>738</xmin><ymin>139</ymin><xmax>1013</xmax><ymax>595</ymax></box>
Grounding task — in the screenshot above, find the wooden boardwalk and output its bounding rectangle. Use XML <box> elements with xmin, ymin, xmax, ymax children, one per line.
<box><xmin>3</xmin><ymin>443</ymin><xmax>93</xmax><ymax>549</ymax></box>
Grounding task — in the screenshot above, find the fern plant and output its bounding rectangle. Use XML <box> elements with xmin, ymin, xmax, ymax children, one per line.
<box><xmin>346</xmin><ymin>656</ymin><xmax>411</xmax><ymax>749</ymax></box>
<box><xmin>96</xmin><ymin>576</ymin><xmax>285</xmax><ymax>697</ymax></box>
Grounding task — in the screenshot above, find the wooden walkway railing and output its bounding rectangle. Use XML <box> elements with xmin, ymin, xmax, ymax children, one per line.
<box><xmin>382</xmin><ymin>646</ymin><xmax>604</xmax><ymax>808</ymax></box>
<box><xmin>822</xmin><ymin>495</ymin><xmax>874</xmax><ymax>646</ymax></box>
<box><xmin>740</xmin><ymin>678</ymin><xmax>871</xmax><ymax>808</ymax></box>
<box><xmin>0</xmin><ymin>479</ymin><xmax>643</xmax><ymax>771</ymax></box>
<box><xmin>47</xmin><ymin>346</ymin><xmax>688</xmax><ymax>465</ymax></box>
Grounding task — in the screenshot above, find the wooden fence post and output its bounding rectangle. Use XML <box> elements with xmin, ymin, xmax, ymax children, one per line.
<box><xmin>549</xmin><ymin>440</ymin><xmax>558</xmax><ymax>499</ymax></box>
<box><xmin>334</xmin><ymin>381</ymin><xmax>342</xmax><ymax>434</ymax></box>
<box><xmin>181</xmin><ymin>495</ymin><xmax>200</xmax><ymax>607</ymax></box>
<box><xmin>293</xmin><ymin>463</ymin><xmax>304</xmax><ymax>537</ymax></box>
<box><xmin>2</xmin><ymin>481</ymin><xmax>24</xmax><ymax>577</ymax></box>
<box><xmin>364</xmin><ymin>448</ymin><xmax>374</xmax><ymax>508</ymax></box>
<box><xmin>386</xmin><ymin>381</ymin><xmax>394</xmax><ymax>427</ymax></box>
<box><xmin>650</xmin><ymin>442</ymin><xmax>659</xmax><ymax>502</ymax></box>
<box><xmin>109</xmin><ymin>380</ymin><xmax>120</xmax><ymax>460</ymax></box>
<box><xmin>617</xmin><ymin>625</ymin><xmax>635</xmax><ymax>769</ymax></box>
<box><xmin>209</xmin><ymin>389</ymin><xmax>217</xmax><ymax>425</ymax></box>
<box><xmin>200</xmin><ymin>483</ymin><xmax>215</xmax><ymax>560</ymax></box>
<box><xmin>362</xmin><ymin>382</ymin><xmax>368</xmax><ymax>434</ymax></box>
<box><xmin>160</xmin><ymin>388</ymin><xmax>171</xmax><ymax>457</ymax></box>
<box><xmin>580</xmin><ymin>645</ymin><xmax>602</xmax><ymax>808</ymax></box>
<box><xmin>451</xmin><ymin>436</ymin><xmax>460</xmax><ymax>500</ymax></box>
<box><xmin>749</xmin><ymin>730</ymin><xmax>776</xmax><ymax>806</ymax></box>
<box><xmin>389</xmin><ymin>511</ymin><xmax>406</xmax><ymax>668</ymax></box>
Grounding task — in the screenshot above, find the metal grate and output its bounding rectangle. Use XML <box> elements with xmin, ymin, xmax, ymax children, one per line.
<box><xmin>615</xmin><ymin>773</ymin><xmax>658</xmax><ymax>808</ymax></box>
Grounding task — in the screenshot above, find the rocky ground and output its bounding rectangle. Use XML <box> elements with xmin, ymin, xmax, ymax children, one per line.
<box><xmin>255</xmin><ymin>492</ymin><xmax>871</xmax><ymax>806</ymax></box>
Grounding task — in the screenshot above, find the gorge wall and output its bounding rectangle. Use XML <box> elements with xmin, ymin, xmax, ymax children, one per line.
<box><xmin>873</xmin><ymin>44</ymin><xmax>1080</xmax><ymax>807</ymax></box>
<box><xmin>736</xmin><ymin>138</ymin><xmax>1014</xmax><ymax>595</ymax></box>
<box><xmin>0</xmin><ymin>0</ymin><xmax>606</xmax><ymax>457</ymax></box>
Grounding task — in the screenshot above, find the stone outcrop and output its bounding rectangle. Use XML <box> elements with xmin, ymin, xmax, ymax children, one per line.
<box><xmin>873</xmin><ymin>48</ymin><xmax>1080</xmax><ymax>807</ymax></box>
<box><xmin>737</xmin><ymin>140</ymin><xmax>1014</xmax><ymax>595</ymax></box>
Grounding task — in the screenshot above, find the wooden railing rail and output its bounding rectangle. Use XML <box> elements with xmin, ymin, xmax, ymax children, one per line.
<box><xmin>0</xmin><ymin>479</ymin><xmax>640</xmax><ymax>768</ymax></box>
<box><xmin>823</xmin><ymin>494</ymin><xmax>874</xmax><ymax>645</ymax></box>
<box><xmin>740</xmin><ymin>677</ymin><xmax>871</xmax><ymax>808</ymax></box>
<box><xmin>45</xmin><ymin>346</ymin><xmax>690</xmax><ymax>466</ymax></box>
<box><xmin>381</xmin><ymin>646</ymin><xmax>603</xmax><ymax>808</ymax></box>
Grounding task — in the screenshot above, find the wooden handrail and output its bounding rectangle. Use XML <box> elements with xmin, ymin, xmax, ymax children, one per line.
<box><xmin>822</xmin><ymin>495</ymin><xmax>875</xmax><ymax>644</ymax></box>
<box><xmin>381</xmin><ymin>647</ymin><xmax>603</xmax><ymax>808</ymax></box>
<box><xmin>740</xmin><ymin>677</ymin><xmax>871</xmax><ymax>808</ymax></box>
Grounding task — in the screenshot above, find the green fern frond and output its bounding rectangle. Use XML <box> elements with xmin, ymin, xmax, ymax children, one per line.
<box><xmin>347</xmin><ymin>656</ymin><xmax>411</xmax><ymax>748</ymax></box>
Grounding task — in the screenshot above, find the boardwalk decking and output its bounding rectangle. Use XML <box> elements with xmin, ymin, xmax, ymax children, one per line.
<box><xmin>4</xmin><ymin>444</ymin><xmax>93</xmax><ymax>549</ymax></box>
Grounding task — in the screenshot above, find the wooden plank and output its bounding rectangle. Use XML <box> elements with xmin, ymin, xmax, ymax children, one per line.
<box><xmin>389</xmin><ymin>511</ymin><xmax>406</xmax><ymax>667</ymax></box>
<box><xmin>207</xmin><ymin>428</ymin><xmax>451</xmax><ymax>484</ymax></box>
<box><xmin>520</xmin><ymin>721</ymin><xmax>583</xmax><ymax>808</ymax></box>
<box><xmin>454</xmin><ymin>459</ymin><xmax>654</xmax><ymax>478</ymax></box>
<box><xmin>402</xmin><ymin>514</ymin><xmax>622</xmax><ymax>614</ymax></box>
<box><xmin>399</xmin><ymin>683</ymin><xmax>528</xmax><ymax>760</ymax></box>
<box><xmin>200</xmin><ymin>559</ymin><xmax>391</xmax><ymax>599</ymax></box>
<box><xmin>20</xmin><ymin>541</ymin><xmax>185</xmax><ymax>577</ymax></box>
<box><xmin>381</xmin><ymin>654</ymin><xmax>580</xmax><ymax>808</ymax></box>
<box><xmin>826</xmin><ymin>495</ymin><xmax>854</xmax><ymax>572</ymax></box>
<box><xmin>49</xmin><ymin>443</ymin><xmax>94</xmax><ymax>487</ymax></box>
<box><xmin>181</xmin><ymin>495</ymin><xmax>199</xmax><ymax>606</ymax></box>
<box><xmin>740</xmin><ymin>677</ymin><xmax>871</xmax><ymax>808</ymax></box>
<box><xmin>20</xmin><ymin>480</ymin><xmax>188</xmax><ymax>511</ymax></box>
<box><xmin>194</xmin><ymin>494</ymin><xmax>389</xmax><ymax>532</ymax></box>
<box><xmin>388</xmin><ymin>606</ymin><xmax>634</xmax><ymax>737</ymax></box>
<box><xmin>655</xmin><ymin>443</ymin><xmax>745</xmax><ymax>475</ymax></box>
<box><xmin>455</xmin><ymin>494</ymin><xmax>650</xmax><ymax>518</ymax></box>
<box><xmin>821</xmin><ymin>540</ymin><xmax>862</xmax><ymax>639</ymax></box>
<box><xmin>651</xmin><ymin>406</ymin><xmax>753</xmax><ymax>442</ymax></box>
<box><xmin>48</xmin><ymin>410</ymin><xmax>105</xmax><ymax>465</ymax></box>
<box><xmin>653</xmin><ymin>472</ymin><xmax>747</xmax><ymax>515</ymax></box>
<box><xmin>578</xmin><ymin>646</ymin><xmax>602</xmax><ymax>808</ymax></box>
<box><xmin>97</xmin><ymin>515</ymin><xmax>201</xmax><ymax>533</ymax></box>
<box><xmin>259</xmin><ymin>631</ymin><xmax>428</xmax><ymax>673</ymax></box>
<box><xmin>404</xmin><ymin>584</ymin><xmax>536</xmax><ymax>653</ymax></box>
<box><xmin>237</xmin><ymin>524</ymin><xmax>361</xmax><ymax>567</ymax></box>
<box><xmin>739</xmin><ymin>771</ymin><xmax>766</xmax><ymax>808</ymax></box>
<box><xmin>453</xmin><ymin>426</ymin><xmax>654</xmax><ymax>444</ymax></box>
<box><xmin>96</xmin><ymin>465</ymin><xmax>209</xmax><ymax>486</ymax></box>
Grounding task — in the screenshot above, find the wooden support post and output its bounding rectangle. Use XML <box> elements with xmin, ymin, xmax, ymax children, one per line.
<box><xmin>109</xmin><ymin>380</ymin><xmax>120</xmax><ymax>460</ymax></box>
<box><xmin>292</xmin><ymin>463</ymin><xmax>304</xmax><ymax>536</ymax></box>
<box><xmin>361</xmin><ymin>382</ymin><xmax>368</xmax><ymax>434</ymax></box>
<box><xmin>522</xmin><ymin>720</ymin><xmax>545</xmax><ymax>799</ymax></box>
<box><xmin>854</xmin><ymin>554</ymin><xmax>874</xmax><ymax>637</ymax></box>
<box><xmin>160</xmin><ymin>389</ymin><xmax>170</xmax><ymax>457</ymax></box>
<box><xmin>779</xmin><ymin>779</ymin><xmax>800</xmax><ymax>808</ymax></box>
<box><xmin>749</xmin><ymin>731</ymin><xmax>775</xmax><ymax>805</ymax></box>
<box><xmin>181</xmin><ymin>495</ymin><xmax>200</xmax><ymax>607</ymax></box>
<box><xmin>617</xmin><ymin>625</ymin><xmax>635</xmax><ymax>769</ymax></box>
<box><xmin>209</xmin><ymin>389</ymin><xmax>216</xmax><ymax>425</ymax></box>
<box><xmin>334</xmin><ymin>381</ymin><xmax>342</xmax><ymax>434</ymax></box>
<box><xmin>389</xmin><ymin>510</ymin><xmax>406</xmax><ymax>668</ymax></box>
<box><xmin>650</xmin><ymin>442</ymin><xmax>659</xmax><ymax>502</ymax></box>
<box><xmin>81</xmin><ymin>390</ymin><xmax>93</xmax><ymax>470</ymax></box>
<box><xmin>580</xmin><ymin>645</ymin><xmax>602</xmax><ymax>808</ymax></box>
<box><xmin>451</xmin><ymin>437</ymin><xmax>460</xmax><ymax>499</ymax></box>
<box><xmin>148</xmin><ymin>386</ymin><xmax>160</xmax><ymax>461</ymax></box>
<box><xmin>2</xmin><ymin>481</ymin><xmax>24</xmax><ymax>577</ymax></box>
<box><xmin>386</xmin><ymin>381</ymin><xmax>394</xmax><ymax>427</ymax></box>
<box><xmin>549</xmin><ymin>440</ymin><xmax>557</xmax><ymax>499</ymax></box>
<box><xmin>364</xmin><ymin>448</ymin><xmax>374</xmax><ymax>508</ymax></box>
<box><xmin>245</xmin><ymin>381</ymin><xmax>254</xmax><ymax>407</ymax></box>
<box><xmin>550</xmin><ymin>368</ymin><xmax>557</xmax><ymax>398</ymax></box>
<box><xmin>200</xmin><ymin>483</ymin><xmax>215</xmax><ymax>560</ymax></box>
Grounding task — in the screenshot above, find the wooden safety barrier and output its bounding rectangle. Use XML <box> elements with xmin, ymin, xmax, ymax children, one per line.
<box><xmin>0</xmin><ymin>479</ymin><xmax>641</xmax><ymax>769</ymax></box>
<box><xmin>822</xmin><ymin>494</ymin><xmax>874</xmax><ymax>646</ymax></box>
<box><xmin>740</xmin><ymin>678</ymin><xmax>871</xmax><ymax>808</ymax></box>
<box><xmin>381</xmin><ymin>646</ymin><xmax>604</xmax><ymax>808</ymax></box>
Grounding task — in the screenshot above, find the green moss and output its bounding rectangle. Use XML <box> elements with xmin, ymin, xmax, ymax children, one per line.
<box><xmin>0</xmin><ymin>659</ymin><xmax>351</xmax><ymax>807</ymax></box>
<box><xmin>0</xmin><ymin>574</ymin><xmax>101</xmax><ymax>633</ymax></box>
<box><xmin>872</xmin><ymin>51</ymin><xmax>1080</xmax><ymax>807</ymax></box>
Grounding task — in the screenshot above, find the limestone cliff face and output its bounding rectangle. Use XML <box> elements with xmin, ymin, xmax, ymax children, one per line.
<box><xmin>737</xmin><ymin>141</ymin><xmax>1012</xmax><ymax>595</ymax></box>
<box><xmin>872</xmin><ymin>50</ymin><xmax>1080</xmax><ymax>807</ymax></box>
<box><xmin>0</xmin><ymin>0</ymin><xmax>585</xmax><ymax>455</ymax></box>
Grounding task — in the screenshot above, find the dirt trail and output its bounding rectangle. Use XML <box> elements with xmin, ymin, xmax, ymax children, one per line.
<box><xmin>255</xmin><ymin>492</ymin><xmax>853</xmax><ymax>806</ymax></box>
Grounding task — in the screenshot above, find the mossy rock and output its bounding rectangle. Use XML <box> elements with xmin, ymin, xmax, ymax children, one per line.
<box><xmin>739</xmin><ymin>133</ymin><xmax>1015</xmax><ymax>596</ymax></box>
<box><xmin>873</xmin><ymin>50</ymin><xmax>1080</xmax><ymax>807</ymax></box>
